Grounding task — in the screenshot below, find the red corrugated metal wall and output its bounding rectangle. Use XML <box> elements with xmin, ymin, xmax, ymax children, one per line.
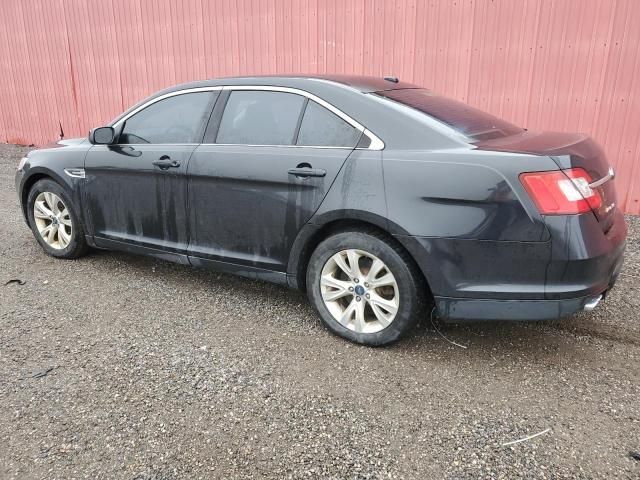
<box><xmin>1</xmin><ymin>0</ymin><xmax>639</xmax><ymax>213</ymax></box>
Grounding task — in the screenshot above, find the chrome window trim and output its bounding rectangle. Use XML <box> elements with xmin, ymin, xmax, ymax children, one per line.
<box><xmin>111</xmin><ymin>84</ymin><xmax>385</xmax><ymax>150</ymax></box>
<box><xmin>219</xmin><ymin>85</ymin><xmax>384</xmax><ymax>150</ymax></box>
<box><xmin>111</xmin><ymin>87</ymin><xmax>224</xmax><ymax>129</ymax></box>
<box><xmin>200</xmin><ymin>143</ymin><xmax>354</xmax><ymax>150</ymax></box>
<box><xmin>363</xmin><ymin>129</ymin><xmax>385</xmax><ymax>150</ymax></box>
<box><xmin>95</xmin><ymin>143</ymin><xmax>200</xmax><ymax>147</ymax></box>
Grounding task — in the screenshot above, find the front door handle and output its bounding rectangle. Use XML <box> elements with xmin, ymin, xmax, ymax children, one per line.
<box><xmin>152</xmin><ymin>156</ymin><xmax>180</xmax><ymax>170</ymax></box>
<box><xmin>287</xmin><ymin>167</ymin><xmax>327</xmax><ymax>178</ymax></box>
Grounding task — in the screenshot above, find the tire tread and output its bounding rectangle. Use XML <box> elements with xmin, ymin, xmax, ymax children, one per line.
<box><xmin>306</xmin><ymin>227</ymin><xmax>428</xmax><ymax>346</ymax></box>
<box><xmin>27</xmin><ymin>178</ymin><xmax>89</xmax><ymax>259</ymax></box>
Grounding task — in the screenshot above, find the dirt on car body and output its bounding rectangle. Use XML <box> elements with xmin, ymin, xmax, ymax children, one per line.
<box><xmin>1</xmin><ymin>144</ymin><xmax>639</xmax><ymax>479</ymax></box>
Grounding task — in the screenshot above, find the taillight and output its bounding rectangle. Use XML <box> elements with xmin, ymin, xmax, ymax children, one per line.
<box><xmin>519</xmin><ymin>168</ymin><xmax>602</xmax><ymax>215</ymax></box>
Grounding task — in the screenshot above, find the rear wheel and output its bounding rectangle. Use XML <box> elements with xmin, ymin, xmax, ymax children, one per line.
<box><xmin>307</xmin><ymin>230</ymin><xmax>425</xmax><ymax>346</ymax></box>
<box><xmin>27</xmin><ymin>178</ymin><xmax>88</xmax><ymax>259</ymax></box>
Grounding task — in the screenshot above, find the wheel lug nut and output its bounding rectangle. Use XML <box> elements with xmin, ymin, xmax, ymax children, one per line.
<box><xmin>356</xmin><ymin>296</ymin><xmax>361</xmax><ymax>301</ymax></box>
<box><xmin>348</xmin><ymin>287</ymin><xmax>354</xmax><ymax>292</ymax></box>
<box><xmin>364</xmin><ymin>282</ymin><xmax>370</xmax><ymax>287</ymax></box>
<box><xmin>365</xmin><ymin>293</ymin><xmax>370</xmax><ymax>299</ymax></box>
<box><xmin>354</xmin><ymin>278</ymin><xmax>359</xmax><ymax>283</ymax></box>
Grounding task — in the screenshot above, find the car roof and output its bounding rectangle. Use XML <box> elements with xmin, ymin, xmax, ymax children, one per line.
<box><xmin>160</xmin><ymin>74</ymin><xmax>419</xmax><ymax>95</ymax></box>
<box><xmin>110</xmin><ymin>74</ymin><xmax>421</xmax><ymax>127</ymax></box>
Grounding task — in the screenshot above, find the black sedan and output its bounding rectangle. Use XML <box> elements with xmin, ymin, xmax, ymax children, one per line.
<box><xmin>15</xmin><ymin>75</ymin><xmax>626</xmax><ymax>345</ymax></box>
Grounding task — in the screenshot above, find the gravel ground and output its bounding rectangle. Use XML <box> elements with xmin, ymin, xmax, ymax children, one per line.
<box><xmin>1</xmin><ymin>143</ymin><xmax>639</xmax><ymax>479</ymax></box>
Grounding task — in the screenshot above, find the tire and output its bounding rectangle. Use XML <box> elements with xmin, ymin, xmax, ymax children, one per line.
<box><xmin>306</xmin><ymin>229</ymin><xmax>426</xmax><ymax>346</ymax></box>
<box><xmin>26</xmin><ymin>178</ymin><xmax>89</xmax><ymax>259</ymax></box>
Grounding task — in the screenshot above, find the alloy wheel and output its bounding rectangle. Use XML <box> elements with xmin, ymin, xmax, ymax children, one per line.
<box><xmin>33</xmin><ymin>191</ymin><xmax>73</xmax><ymax>250</ymax></box>
<box><xmin>320</xmin><ymin>249</ymin><xmax>399</xmax><ymax>333</ymax></box>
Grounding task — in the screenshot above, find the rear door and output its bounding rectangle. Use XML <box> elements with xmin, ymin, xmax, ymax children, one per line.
<box><xmin>187</xmin><ymin>87</ymin><xmax>362</xmax><ymax>271</ymax></box>
<box><xmin>84</xmin><ymin>89</ymin><xmax>218</xmax><ymax>258</ymax></box>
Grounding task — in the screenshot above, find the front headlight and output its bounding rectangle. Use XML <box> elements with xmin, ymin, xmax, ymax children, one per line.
<box><xmin>17</xmin><ymin>156</ymin><xmax>28</xmax><ymax>171</ymax></box>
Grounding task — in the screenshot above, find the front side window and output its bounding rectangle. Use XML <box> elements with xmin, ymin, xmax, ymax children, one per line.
<box><xmin>119</xmin><ymin>91</ymin><xmax>215</xmax><ymax>144</ymax></box>
<box><xmin>296</xmin><ymin>100</ymin><xmax>361</xmax><ymax>147</ymax></box>
<box><xmin>376</xmin><ymin>89</ymin><xmax>523</xmax><ymax>141</ymax></box>
<box><xmin>216</xmin><ymin>91</ymin><xmax>305</xmax><ymax>145</ymax></box>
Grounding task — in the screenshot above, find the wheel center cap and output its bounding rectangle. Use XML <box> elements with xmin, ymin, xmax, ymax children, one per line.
<box><xmin>51</xmin><ymin>217</ymin><xmax>59</xmax><ymax>225</ymax></box>
<box><xmin>354</xmin><ymin>285</ymin><xmax>366</xmax><ymax>296</ymax></box>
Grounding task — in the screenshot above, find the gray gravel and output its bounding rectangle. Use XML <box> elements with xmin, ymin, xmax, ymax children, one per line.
<box><xmin>1</xmin><ymin>143</ymin><xmax>639</xmax><ymax>479</ymax></box>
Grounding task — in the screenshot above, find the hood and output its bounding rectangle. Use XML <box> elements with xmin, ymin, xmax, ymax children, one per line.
<box><xmin>42</xmin><ymin>137</ymin><xmax>88</xmax><ymax>149</ymax></box>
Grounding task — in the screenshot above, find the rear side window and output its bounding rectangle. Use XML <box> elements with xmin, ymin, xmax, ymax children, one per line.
<box><xmin>296</xmin><ymin>100</ymin><xmax>361</xmax><ymax>147</ymax></box>
<box><xmin>217</xmin><ymin>91</ymin><xmax>305</xmax><ymax>145</ymax></box>
<box><xmin>119</xmin><ymin>91</ymin><xmax>215</xmax><ymax>144</ymax></box>
<box><xmin>376</xmin><ymin>89</ymin><xmax>523</xmax><ymax>141</ymax></box>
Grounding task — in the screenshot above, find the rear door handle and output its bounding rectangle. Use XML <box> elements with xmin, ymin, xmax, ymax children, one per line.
<box><xmin>287</xmin><ymin>167</ymin><xmax>326</xmax><ymax>178</ymax></box>
<box><xmin>152</xmin><ymin>156</ymin><xmax>180</xmax><ymax>170</ymax></box>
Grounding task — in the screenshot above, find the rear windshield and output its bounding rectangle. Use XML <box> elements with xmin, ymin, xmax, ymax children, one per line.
<box><xmin>376</xmin><ymin>89</ymin><xmax>523</xmax><ymax>141</ymax></box>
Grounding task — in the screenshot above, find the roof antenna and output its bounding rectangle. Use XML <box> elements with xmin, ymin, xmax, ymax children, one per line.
<box><xmin>59</xmin><ymin>121</ymin><xmax>65</xmax><ymax>140</ymax></box>
<box><xmin>383</xmin><ymin>76</ymin><xmax>399</xmax><ymax>83</ymax></box>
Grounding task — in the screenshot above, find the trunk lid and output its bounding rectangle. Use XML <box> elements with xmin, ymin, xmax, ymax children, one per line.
<box><xmin>476</xmin><ymin>131</ymin><xmax>617</xmax><ymax>231</ymax></box>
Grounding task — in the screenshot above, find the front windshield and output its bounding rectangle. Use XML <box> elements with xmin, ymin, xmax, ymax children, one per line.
<box><xmin>376</xmin><ymin>89</ymin><xmax>523</xmax><ymax>142</ymax></box>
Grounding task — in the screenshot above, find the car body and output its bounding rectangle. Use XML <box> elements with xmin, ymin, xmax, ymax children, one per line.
<box><xmin>16</xmin><ymin>75</ymin><xmax>626</xmax><ymax>344</ymax></box>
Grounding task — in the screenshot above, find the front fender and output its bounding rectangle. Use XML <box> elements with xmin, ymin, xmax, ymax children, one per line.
<box><xmin>16</xmin><ymin>144</ymin><xmax>90</xmax><ymax>229</ymax></box>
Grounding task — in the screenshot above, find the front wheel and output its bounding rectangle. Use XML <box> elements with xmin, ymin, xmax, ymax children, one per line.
<box><xmin>26</xmin><ymin>178</ymin><xmax>88</xmax><ymax>259</ymax></box>
<box><xmin>306</xmin><ymin>230</ymin><xmax>426</xmax><ymax>346</ymax></box>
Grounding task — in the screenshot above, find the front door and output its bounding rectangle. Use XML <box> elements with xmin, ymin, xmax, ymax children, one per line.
<box><xmin>187</xmin><ymin>88</ymin><xmax>363</xmax><ymax>272</ymax></box>
<box><xmin>84</xmin><ymin>90</ymin><xmax>218</xmax><ymax>259</ymax></box>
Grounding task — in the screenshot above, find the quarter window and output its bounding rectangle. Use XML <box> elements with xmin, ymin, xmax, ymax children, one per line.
<box><xmin>216</xmin><ymin>91</ymin><xmax>305</xmax><ymax>145</ymax></box>
<box><xmin>296</xmin><ymin>100</ymin><xmax>361</xmax><ymax>148</ymax></box>
<box><xmin>119</xmin><ymin>91</ymin><xmax>215</xmax><ymax>144</ymax></box>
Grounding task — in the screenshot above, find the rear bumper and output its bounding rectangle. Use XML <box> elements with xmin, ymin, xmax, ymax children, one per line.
<box><xmin>542</xmin><ymin>209</ymin><xmax>627</xmax><ymax>300</ymax></box>
<box><xmin>434</xmin><ymin>247</ymin><xmax>623</xmax><ymax>322</ymax></box>
<box><xmin>434</xmin><ymin>294</ymin><xmax>601</xmax><ymax>322</ymax></box>
<box><xmin>396</xmin><ymin>209</ymin><xmax>626</xmax><ymax>322</ymax></box>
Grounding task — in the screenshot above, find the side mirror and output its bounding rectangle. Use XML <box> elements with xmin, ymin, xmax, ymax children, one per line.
<box><xmin>89</xmin><ymin>126</ymin><xmax>115</xmax><ymax>145</ymax></box>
